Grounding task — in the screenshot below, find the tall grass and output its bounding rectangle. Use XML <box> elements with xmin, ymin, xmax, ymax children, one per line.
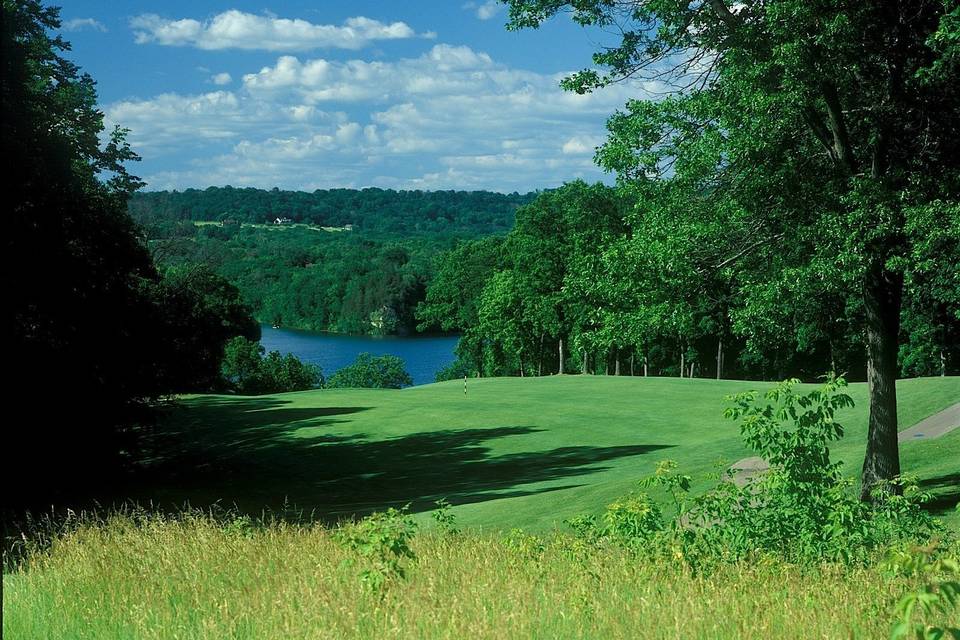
<box><xmin>1</xmin><ymin>511</ymin><xmax>940</xmax><ymax>639</ymax></box>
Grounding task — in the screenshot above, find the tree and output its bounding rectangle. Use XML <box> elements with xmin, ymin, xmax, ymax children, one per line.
<box><xmin>5</xmin><ymin>0</ymin><xmax>162</xmax><ymax>506</ymax></box>
<box><xmin>3</xmin><ymin>1</ymin><xmax>262</xmax><ymax>509</ymax></box>
<box><xmin>150</xmin><ymin>265</ymin><xmax>261</xmax><ymax>391</ymax></box>
<box><xmin>506</xmin><ymin>0</ymin><xmax>960</xmax><ymax>498</ymax></box>
<box><xmin>326</xmin><ymin>353</ymin><xmax>413</xmax><ymax>389</ymax></box>
<box><xmin>221</xmin><ymin>337</ymin><xmax>322</xmax><ymax>394</ymax></box>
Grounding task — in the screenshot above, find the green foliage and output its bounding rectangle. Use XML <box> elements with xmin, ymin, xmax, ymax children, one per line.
<box><xmin>504</xmin><ymin>0</ymin><xmax>960</xmax><ymax>495</ymax></box>
<box><xmin>326</xmin><ymin>353</ymin><xmax>412</xmax><ymax>389</ymax></box>
<box><xmin>416</xmin><ymin>236</ymin><xmax>505</xmax><ymax>333</ymax></box>
<box><xmin>150</xmin><ymin>265</ymin><xmax>260</xmax><ymax>391</ymax></box>
<box><xmin>694</xmin><ymin>377</ymin><xmax>940</xmax><ymax>563</ymax></box>
<box><xmin>569</xmin><ymin>378</ymin><xmax>944</xmax><ymax>565</ymax></box>
<box><xmin>885</xmin><ymin>541</ymin><xmax>960</xmax><ymax>640</ymax></box>
<box><xmin>431</xmin><ymin>499</ymin><xmax>459</xmax><ymax>535</ymax></box>
<box><xmin>4</xmin><ymin>0</ymin><xmax>253</xmax><ymax>507</ymax></box>
<box><xmin>220</xmin><ymin>337</ymin><xmax>321</xmax><ymax>395</ymax></box>
<box><xmin>335</xmin><ymin>506</ymin><xmax>418</xmax><ymax>591</ymax></box>
<box><xmin>433</xmin><ymin>358</ymin><xmax>473</xmax><ymax>382</ymax></box>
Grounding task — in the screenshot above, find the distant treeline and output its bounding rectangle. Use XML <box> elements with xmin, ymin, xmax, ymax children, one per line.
<box><xmin>145</xmin><ymin>223</ymin><xmax>444</xmax><ymax>335</ymax></box>
<box><xmin>129</xmin><ymin>187</ymin><xmax>536</xmax><ymax>235</ymax></box>
<box><xmin>132</xmin><ymin>188</ymin><xmax>536</xmax><ymax>335</ymax></box>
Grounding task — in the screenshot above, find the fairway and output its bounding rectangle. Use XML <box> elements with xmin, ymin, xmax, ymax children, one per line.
<box><xmin>142</xmin><ymin>376</ymin><xmax>960</xmax><ymax>530</ymax></box>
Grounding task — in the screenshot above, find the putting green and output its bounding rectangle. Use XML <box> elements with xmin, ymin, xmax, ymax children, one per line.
<box><xmin>146</xmin><ymin>375</ymin><xmax>959</xmax><ymax>530</ymax></box>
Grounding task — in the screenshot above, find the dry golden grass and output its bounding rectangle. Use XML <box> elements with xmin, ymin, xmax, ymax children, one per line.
<box><xmin>2</xmin><ymin>512</ymin><xmax>928</xmax><ymax>639</ymax></box>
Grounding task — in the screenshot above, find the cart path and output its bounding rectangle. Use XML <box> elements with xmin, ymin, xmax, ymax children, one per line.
<box><xmin>729</xmin><ymin>456</ymin><xmax>769</xmax><ymax>487</ymax></box>
<box><xmin>897</xmin><ymin>403</ymin><xmax>960</xmax><ymax>442</ymax></box>
<box><xmin>728</xmin><ymin>403</ymin><xmax>959</xmax><ymax>485</ymax></box>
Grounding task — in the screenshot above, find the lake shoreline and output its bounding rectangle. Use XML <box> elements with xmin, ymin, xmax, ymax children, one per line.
<box><xmin>258</xmin><ymin>324</ymin><xmax>459</xmax><ymax>386</ymax></box>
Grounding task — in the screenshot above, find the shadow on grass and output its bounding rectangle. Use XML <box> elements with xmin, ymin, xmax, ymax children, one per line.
<box><xmin>918</xmin><ymin>472</ymin><xmax>960</xmax><ymax>516</ymax></box>
<box><xmin>128</xmin><ymin>395</ymin><xmax>674</xmax><ymax>522</ymax></box>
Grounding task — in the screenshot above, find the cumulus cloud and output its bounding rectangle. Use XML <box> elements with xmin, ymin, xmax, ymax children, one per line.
<box><xmin>463</xmin><ymin>1</ymin><xmax>502</xmax><ymax>20</ymax></box>
<box><xmin>211</xmin><ymin>72</ymin><xmax>232</xmax><ymax>85</ymax></box>
<box><xmin>63</xmin><ymin>18</ymin><xmax>107</xmax><ymax>32</ymax></box>
<box><xmin>105</xmin><ymin>43</ymin><xmax>654</xmax><ymax>191</ymax></box>
<box><xmin>561</xmin><ymin>135</ymin><xmax>604</xmax><ymax>155</ymax></box>
<box><xmin>130</xmin><ymin>10</ymin><xmax>419</xmax><ymax>51</ymax></box>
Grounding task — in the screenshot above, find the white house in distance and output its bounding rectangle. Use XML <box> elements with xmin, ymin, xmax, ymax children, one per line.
<box><xmin>274</xmin><ymin>216</ymin><xmax>292</xmax><ymax>225</ymax></box>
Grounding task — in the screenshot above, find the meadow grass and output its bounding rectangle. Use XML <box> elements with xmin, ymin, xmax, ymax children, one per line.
<box><xmin>134</xmin><ymin>376</ymin><xmax>959</xmax><ymax>530</ymax></box>
<box><xmin>2</xmin><ymin>512</ymin><xmax>945</xmax><ymax>640</ymax></box>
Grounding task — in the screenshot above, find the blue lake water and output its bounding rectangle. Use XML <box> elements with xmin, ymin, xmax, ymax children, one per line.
<box><xmin>258</xmin><ymin>325</ymin><xmax>459</xmax><ymax>386</ymax></box>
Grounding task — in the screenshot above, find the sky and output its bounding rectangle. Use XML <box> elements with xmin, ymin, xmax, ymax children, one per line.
<box><xmin>58</xmin><ymin>1</ymin><xmax>653</xmax><ymax>193</ymax></box>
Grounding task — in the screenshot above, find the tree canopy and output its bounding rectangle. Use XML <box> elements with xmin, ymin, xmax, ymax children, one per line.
<box><xmin>4</xmin><ymin>1</ymin><xmax>259</xmax><ymax>509</ymax></box>
<box><xmin>505</xmin><ymin>0</ymin><xmax>960</xmax><ymax>496</ymax></box>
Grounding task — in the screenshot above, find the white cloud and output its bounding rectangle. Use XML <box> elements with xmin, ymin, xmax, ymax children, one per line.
<box><xmin>63</xmin><ymin>18</ymin><xmax>107</xmax><ymax>32</ymax></box>
<box><xmin>463</xmin><ymin>1</ymin><xmax>502</xmax><ymax>20</ymax></box>
<box><xmin>211</xmin><ymin>72</ymin><xmax>232</xmax><ymax>85</ymax></box>
<box><xmin>561</xmin><ymin>135</ymin><xmax>604</xmax><ymax>155</ymax></box>
<box><xmin>130</xmin><ymin>10</ymin><xmax>420</xmax><ymax>51</ymax></box>
<box><xmin>105</xmin><ymin>43</ymin><xmax>652</xmax><ymax>192</ymax></box>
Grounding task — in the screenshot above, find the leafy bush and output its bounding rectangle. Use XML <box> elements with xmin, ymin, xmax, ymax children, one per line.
<box><xmin>885</xmin><ymin>540</ymin><xmax>960</xmax><ymax>640</ymax></box>
<box><xmin>335</xmin><ymin>506</ymin><xmax>418</xmax><ymax>591</ymax></box>
<box><xmin>326</xmin><ymin>353</ymin><xmax>413</xmax><ymax>389</ymax></box>
<box><xmin>221</xmin><ymin>336</ymin><xmax>322</xmax><ymax>394</ymax></box>
<box><xmin>569</xmin><ymin>377</ymin><xmax>943</xmax><ymax>565</ymax></box>
<box><xmin>431</xmin><ymin>499</ymin><xmax>459</xmax><ymax>535</ymax></box>
<box><xmin>692</xmin><ymin>376</ymin><xmax>941</xmax><ymax>563</ymax></box>
<box><xmin>434</xmin><ymin>358</ymin><xmax>474</xmax><ymax>382</ymax></box>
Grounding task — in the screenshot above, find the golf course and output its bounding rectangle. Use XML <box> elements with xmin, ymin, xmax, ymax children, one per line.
<box><xmin>5</xmin><ymin>375</ymin><xmax>959</xmax><ymax>640</ymax></box>
<box><xmin>139</xmin><ymin>375</ymin><xmax>960</xmax><ymax>530</ymax></box>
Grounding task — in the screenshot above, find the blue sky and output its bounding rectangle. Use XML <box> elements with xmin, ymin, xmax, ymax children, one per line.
<box><xmin>58</xmin><ymin>1</ymin><xmax>652</xmax><ymax>193</ymax></box>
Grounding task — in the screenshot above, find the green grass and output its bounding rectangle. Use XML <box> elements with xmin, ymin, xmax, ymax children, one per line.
<box><xmin>132</xmin><ymin>375</ymin><xmax>959</xmax><ymax>531</ymax></box>
<box><xmin>5</xmin><ymin>376</ymin><xmax>958</xmax><ymax>639</ymax></box>
<box><xmin>4</xmin><ymin>513</ymin><xmax>953</xmax><ymax>640</ymax></box>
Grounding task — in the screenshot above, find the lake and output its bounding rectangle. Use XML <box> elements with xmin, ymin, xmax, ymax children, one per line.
<box><xmin>258</xmin><ymin>325</ymin><xmax>459</xmax><ymax>386</ymax></box>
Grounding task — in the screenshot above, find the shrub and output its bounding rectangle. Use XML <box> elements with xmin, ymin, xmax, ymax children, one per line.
<box><xmin>885</xmin><ymin>540</ymin><xmax>960</xmax><ymax>639</ymax></box>
<box><xmin>335</xmin><ymin>506</ymin><xmax>418</xmax><ymax>591</ymax></box>
<box><xmin>434</xmin><ymin>358</ymin><xmax>473</xmax><ymax>382</ymax></box>
<box><xmin>326</xmin><ymin>353</ymin><xmax>413</xmax><ymax>389</ymax></box>
<box><xmin>568</xmin><ymin>376</ymin><xmax>943</xmax><ymax>565</ymax></box>
<box><xmin>221</xmin><ymin>336</ymin><xmax>322</xmax><ymax>394</ymax></box>
<box><xmin>431</xmin><ymin>499</ymin><xmax>459</xmax><ymax>535</ymax></box>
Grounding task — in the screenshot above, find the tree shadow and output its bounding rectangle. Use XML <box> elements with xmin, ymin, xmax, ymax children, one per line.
<box><xmin>918</xmin><ymin>472</ymin><xmax>960</xmax><ymax>516</ymax></box>
<box><xmin>124</xmin><ymin>395</ymin><xmax>674</xmax><ymax>522</ymax></box>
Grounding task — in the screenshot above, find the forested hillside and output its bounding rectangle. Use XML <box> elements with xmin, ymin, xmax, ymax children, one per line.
<box><xmin>130</xmin><ymin>187</ymin><xmax>535</xmax><ymax>235</ymax></box>
<box><xmin>133</xmin><ymin>189</ymin><xmax>535</xmax><ymax>335</ymax></box>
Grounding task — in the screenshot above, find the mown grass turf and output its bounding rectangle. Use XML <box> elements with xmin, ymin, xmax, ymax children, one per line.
<box><xmin>3</xmin><ymin>514</ymin><xmax>952</xmax><ymax>640</ymax></box>
<box><xmin>136</xmin><ymin>376</ymin><xmax>959</xmax><ymax>531</ymax></box>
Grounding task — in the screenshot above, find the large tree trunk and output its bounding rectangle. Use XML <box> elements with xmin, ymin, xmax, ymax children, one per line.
<box><xmin>643</xmin><ymin>356</ymin><xmax>648</xmax><ymax>377</ymax></box>
<box><xmin>614</xmin><ymin>349</ymin><xmax>621</xmax><ymax>376</ymax></box>
<box><xmin>558</xmin><ymin>337</ymin><xmax>565</xmax><ymax>375</ymax></box>
<box><xmin>860</xmin><ymin>266</ymin><xmax>903</xmax><ymax>501</ymax></box>
<box><xmin>680</xmin><ymin>349</ymin><xmax>685</xmax><ymax>378</ymax></box>
<box><xmin>582</xmin><ymin>349</ymin><xmax>589</xmax><ymax>374</ymax></box>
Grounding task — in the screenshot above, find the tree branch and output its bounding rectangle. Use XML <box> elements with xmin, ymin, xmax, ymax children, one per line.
<box><xmin>822</xmin><ymin>82</ymin><xmax>858</xmax><ymax>173</ymax></box>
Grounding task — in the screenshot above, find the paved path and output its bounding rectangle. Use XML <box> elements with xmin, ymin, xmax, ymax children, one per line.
<box><xmin>897</xmin><ymin>403</ymin><xmax>960</xmax><ymax>442</ymax></box>
<box><xmin>729</xmin><ymin>456</ymin><xmax>770</xmax><ymax>487</ymax></box>
<box><xmin>727</xmin><ymin>403</ymin><xmax>959</xmax><ymax>483</ymax></box>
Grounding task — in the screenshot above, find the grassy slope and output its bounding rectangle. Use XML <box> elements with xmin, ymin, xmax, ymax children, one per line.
<box><xmin>4</xmin><ymin>518</ymin><xmax>942</xmax><ymax>640</ymax></box>
<box><xmin>146</xmin><ymin>376</ymin><xmax>960</xmax><ymax>531</ymax></box>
